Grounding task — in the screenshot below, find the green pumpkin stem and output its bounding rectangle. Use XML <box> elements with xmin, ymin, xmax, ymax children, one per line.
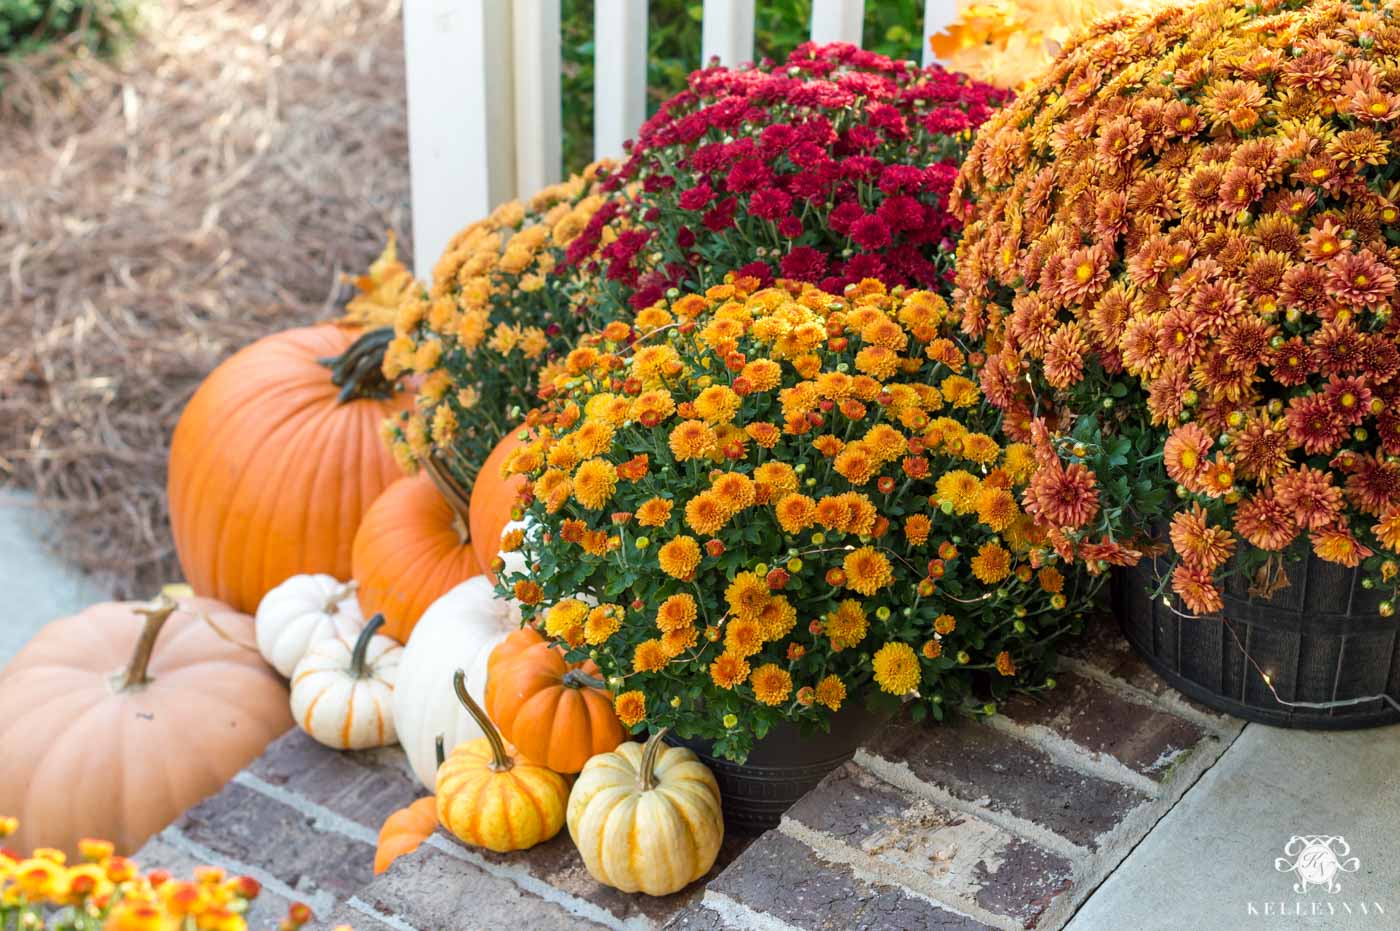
<box><xmin>435</xmin><ymin>734</ymin><xmax>446</xmax><ymax>770</ymax></box>
<box><xmin>421</xmin><ymin>453</ymin><xmax>473</xmax><ymax>544</ymax></box>
<box><xmin>562</xmin><ymin>668</ymin><xmax>607</xmax><ymax>690</ymax></box>
<box><xmin>638</xmin><ymin>728</ymin><xmax>671</xmax><ymax>792</ymax></box>
<box><xmin>452</xmin><ymin>669</ymin><xmax>512</xmax><ymax>772</ymax></box>
<box><xmin>120</xmin><ymin>595</ymin><xmax>179</xmax><ymax>691</ymax></box>
<box><xmin>350</xmin><ymin>614</ymin><xmax>385</xmax><ymax>678</ymax></box>
<box><xmin>318</xmin><ymin>326</ymin><xmax>396</xmax><ymax>403</ymax></box>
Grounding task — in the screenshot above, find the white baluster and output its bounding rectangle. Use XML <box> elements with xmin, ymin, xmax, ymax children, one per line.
<box><xmin>594</xmin><ymin>0</ymin><xmax>649</xmax><ymax>161</ymax></box>
<box><xmin>702</xmin><ymin>0</ymin><xmax>755</xmax><ymax>67</ymax></box>
<box><xmin>513</xmin><ymin>0</ymin><xmax>563</xmax><ymax>193</ymax></box>
<box><xmin>810</xmin><ymin>0</ymin><xmax>864</xmax><ymax>46</ymax></box>
<box><xmin>402</xmin><ymin>0</ymin><xmax>516</xmax><ymax>280</ymax></box>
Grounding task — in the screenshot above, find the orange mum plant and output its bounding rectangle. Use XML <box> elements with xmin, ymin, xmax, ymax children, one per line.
<box><xmin>0</xmin><ymin>817</ymin><xmax>325</xmax><ymax>931</ymax></box>
<box><xmin>382</xmin><ymin>163</ymin><xmax>611</xmax><ymax>488</ymax></box>
<box><xmin>493</xmin><ymin>278</ymin><xmax>1101</xmax><ymax>761</ymax></box>
<box><xmin>952</xmin><ymin>0</ymin><xmax>1400</xmax><ymax>616</ymax></box>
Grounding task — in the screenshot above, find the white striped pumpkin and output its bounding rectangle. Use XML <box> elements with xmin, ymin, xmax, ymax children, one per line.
<box><xmin>290</xmin><ymin>613</ymin><xmax>401</xmax><ymax>749</ymax></box>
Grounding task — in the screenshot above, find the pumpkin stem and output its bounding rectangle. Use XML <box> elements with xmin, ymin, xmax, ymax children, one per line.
<box><xmin>350</xmin><ymin>614</ymin><xmax>386</xmax><ymax>678</ymax></box>
<box><xmin>638</xmin><ymin>728</ymin><xmax>671</xmax><ymax>792</ymax></box>
<box><xmin>435</xmin><ymin>733</ymin><xmax>446</xmax><ymax>770</ymax></box>
<box><xmin>562</xmin><ymin>668</ymin><xmax>608</xmax><ymax>690</ymax></box>
<box><xmin>452</xmin><ymin>669</ymin><xmax>512</xmax><ymax>772</ymax></box>
<box><xmin>324</xmin><ymin>579</ymin><xmax>359</xmax><ymax>615</ymax></box>
<box><xmin>120</xmin><ymin>595</ymin><xmax>179</xmax><ymax>691</ymax></box>
<box><xmin>319</xmin><ymin>326</ymin><xmax>396</xmax><ymax>403</ymax></box>
<box><xmin>421</xmin><ymin>453</ymin><xmax>474</xmax><ymax>544</ymax></box>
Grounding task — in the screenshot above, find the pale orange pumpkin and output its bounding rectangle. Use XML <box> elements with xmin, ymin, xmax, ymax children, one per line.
<box><xmin>468</xmin><ymin>429</ymin><xmax>529</xmax><ymax>579</ymax></box>
<box><xmin>0</xmin><ymin>596</ymin><xmax>291</xmax><ymax>855</ymax></box>
<box><xmin>485</xmin><ymin>627</ymin><xmax>625</xmax><ymax>774</ymax></box>
<box><xmin>437</xmin><ymin>670</ymin><xmax>568</xmax><ymax>853</ymax></box>
<box><xmin>352</xmin><ymin>458</ymin><xmax>481</xmax><ymax>643</ymax></box>
<box><xmin>168</xmin><ymin>324</ymin><xmax>408</xmax><ymax>613</ymax></box>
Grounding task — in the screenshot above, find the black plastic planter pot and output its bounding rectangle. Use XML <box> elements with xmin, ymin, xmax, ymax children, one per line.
<box><xmin>1114</xmin><ymin>550</ymin><xmax>1400</xmax><ymax>729</ymax></box>
<box><xmin>665</xmin><ymin>703</ymin><xmax>890</xmax><ymax>834</ymax></box>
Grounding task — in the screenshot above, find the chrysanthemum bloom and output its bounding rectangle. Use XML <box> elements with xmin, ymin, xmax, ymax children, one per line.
<box><xmin>499</xmin><ymin>281</ymin><xmax>1097</xmax><ymax>761</ymax></box>
<box><xmin>873</xmin><ymin>642</ymin><xmax>922</xmax><ymax>695</ymax></box>
<box><xmin>571</xmin><ymin>44</ymin><xmax>1007</xmax><ymax>314</ymax></box>
<box><xmin>614</xmin><ymin>691</ymin><xmax>646</xmax><ymax>726</ymax></box>
<box><xmin>953</xmin><ymin>0</ymin><xmax>1400</xmax><ymax>607</ymax></box>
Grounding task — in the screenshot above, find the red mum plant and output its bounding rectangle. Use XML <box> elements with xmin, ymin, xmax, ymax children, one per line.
<box><xmin>567</xmin><ymin>42</ymin><xmax>1008</xmax><ymax>315</ymax></box>
<box><xmin>952</xmin><ymin>0</ymin><xmax>1400</xmax><ymax>616</ymax></box>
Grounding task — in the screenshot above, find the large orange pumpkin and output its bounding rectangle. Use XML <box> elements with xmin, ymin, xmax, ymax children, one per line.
<box><xmin>468</xmin><ymin>429</ymin><xmax>529</xmax><ymax>579</ymax></box>
<box><xmin>485</xmin><ymin>626</ymin><xmax>625</xmax><ymax>773</ymax></box>
<box><xmin>168</xmin><ymin>324</ymin><xmax>408</xmax><ymax>613</ymax></box>
<box><xmin>0</xmin><ymin>596</ymin><xmax>291</xmax><ymax>855</ymax></box>
<box><xmin>352</xmin><ymin>459</ymin><xmax>481</xmax><ymax>642</ymax></box>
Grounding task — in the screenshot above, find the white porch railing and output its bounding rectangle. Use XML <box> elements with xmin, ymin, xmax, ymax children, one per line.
<box><xmin>402</xmin><ymin>0</ymin><xmax>959</xmax><ymax>279</ymax></box>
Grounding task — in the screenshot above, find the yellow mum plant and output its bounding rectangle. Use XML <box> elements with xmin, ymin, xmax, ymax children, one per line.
<box><xmin>0</xmin><ymin>817</ymin><xmax>326</xmax><ymax>931</ymax></box>
<box><xmin>496</xmin><ymin>277</ymin><xmax>1102</xmax><ymax>761</ymax></box>
<box><xmin>382</xmin><ymin>162</ymin><xmax>612</xmax><ymax>488</ymax></box>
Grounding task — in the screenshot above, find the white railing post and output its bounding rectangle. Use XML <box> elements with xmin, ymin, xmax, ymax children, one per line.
<box><xmin>593</xmin><ymin>0</ymin><xmax>649</xmax><ymax>161</ymax></box>
<box><xmin>701</xmin><ymin>0</ymin><xmax>755</xmax><ymax>67</ymax></box>
<box><xmin>810</xmin><ymin>0</ymin><xmax>864</xmax><ymax>45</ymax></box>
<box><xmin>513</xmin><ymin>0</ymin><xmax>563</xmax><ymax>193</ymax></box>
<box><xmin>922</xmin><ymin>0</ymin><xmax>958</xmax><ymax>66</ymax></box>
<box><xmin>403</xmin><ymin>0</ymin><xmax>517</xmax><ymax>280</ymax></box>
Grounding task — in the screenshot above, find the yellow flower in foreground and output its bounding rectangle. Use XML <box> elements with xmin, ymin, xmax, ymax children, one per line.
<box><xmin>572</xmin><ymin>458</ymin><xmax>618</xmax><ymax>510</ymax></box>
<box><xmin>970</xmin><ymin>542</ymin><xmax>1012</xmax><ymax>584</ymax></box>
<box><xmin>872</xmin><ymin>642</ymin><xmax>922</xmax><ymax>695</ymax></box>
<box><xmin>843</xmin><ymin>547</ymin><xmax>894</xmax><ymax>596</ymax></box>
<box><xmin>657</xmin><ymin>536</ymin><xmax>701</xmax><ymax>580</ymax></box>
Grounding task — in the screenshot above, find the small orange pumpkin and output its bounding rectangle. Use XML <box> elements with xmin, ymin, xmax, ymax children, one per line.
<box><xmin>437</xmin><ymin>670</ymin><xmax>568</xmax><ymax>853</ymax></box>
<box><xmin>352</xmin><ymin>457</ymin><xmax>481</xmax><ymax>643</ymax></box>
<box><xmin>468</xmin><ymin>429</ymin><xmax>529</xmax><ymax>579</ymax></box>
<box><xmin>375</xmin><ymin>796</ymin><xmax>438</xmax><ymax>874</ymax></box>
<box><xmin>375</xmin><ymin>735</ymin><xmax>444</xmax><ymax>874</ymax></box>
<box><xmin>485</xmin><ymin>627</ymin><xmax>625</xmax><ymax>773</ymax></box>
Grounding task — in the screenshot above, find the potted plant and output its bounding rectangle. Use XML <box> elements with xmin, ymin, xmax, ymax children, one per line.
<box><xmin>493</xmin><ymin>277</ymin><xmax>1103</xmax><ymax>831</ymax></box>
<box><xmin>563</xmin><ymin>41</ymin><xmax>1009</xmax><ymax>313</ymax></box>
<box><xmin>951</xmin><ymin>0</ymin><xmax>1400</xmax><ymax>727</ymax></box>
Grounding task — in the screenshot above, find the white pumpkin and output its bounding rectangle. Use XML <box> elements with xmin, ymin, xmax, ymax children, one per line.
<box><xmin>256</xmin><ymin>574</ymin><xmax>364</xmax><ymax>677</ymax></box>
<box><xmin>290</xmin><ymin>613</ymin><xmax>402</xmax><ymax>749</ymax></box>
<box><xmin>392</xmin><ymin>576</ymin><xmax>519</xmax><ymax>788</ymax></box>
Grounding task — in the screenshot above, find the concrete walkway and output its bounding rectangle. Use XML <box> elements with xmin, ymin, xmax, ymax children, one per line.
<box><xmin>1070</xmin><ymin>722</ymin><xmax>1400</xmax><ymax>930</ymax></box>
<box><xmin>0</xmin><ymin>491</ymin><xmax>110</xmax><ymax>667</ymax></box>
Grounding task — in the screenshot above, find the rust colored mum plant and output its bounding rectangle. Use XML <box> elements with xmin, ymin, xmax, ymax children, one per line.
<box><xmin>0</xmin><ymin>816</ymin><xmax>321</xmax><ymax>931</ymax></box>
<box><xmin>494</xmin><ymin>278</ymin><xmax>1101</xmax><ymax>761</ymax></box>
<box><xmin>953</xmin><ymin>0</ymin><xmax>1400</xmax><ymax>615</ymax></box>
<box><xmin>382</xmin><ymin>163</ymin><xmax>611</xmax><ymax>488</ymax></box>
<box><xmin>566</xmin><ymin>42</ymin><xmax>1008</xmax><ymax>315</ymax></box>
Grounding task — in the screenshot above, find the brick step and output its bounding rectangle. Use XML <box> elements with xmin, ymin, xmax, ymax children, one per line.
<box><xmin>136</xmin><ymin>612</ymin><xmax>1242</xmax><ymax>930</ymax></box>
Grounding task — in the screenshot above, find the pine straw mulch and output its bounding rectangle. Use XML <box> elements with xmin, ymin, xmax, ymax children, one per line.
<box><xmin>0</xmin><ymin>0</ymin><xmax>414</xmax><ymax>597</ymax></box>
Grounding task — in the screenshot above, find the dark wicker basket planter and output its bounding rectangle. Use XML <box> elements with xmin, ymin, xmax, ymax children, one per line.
<box><xmin>1115</xmin><ymin>549</ymin><xmax>1400</xmax><ymax>729</ymax></box>
<box><xmin>665</xmin><ymin>703</ymin><xmax>889</xmax><ymax>834</ymax></box>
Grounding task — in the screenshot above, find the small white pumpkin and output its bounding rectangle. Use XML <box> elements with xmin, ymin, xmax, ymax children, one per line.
<box><xmin>256</xmin><ymin>574</ymin><xmax>364</xmax><ymax>677</ymax></box>
<box><xmin>567</xmin><ymin>729</ymin><xmax>724</xmax><ymax>896</ymax></box>
<box><xmin>392</xmin><ymin>577</ymin><xmax>518</xmax><ymax>788</ymax></box>
<box><xmin>290</xmin><ymin>613</ymin><xmax>402</xmax><ymax>749</ymax></box>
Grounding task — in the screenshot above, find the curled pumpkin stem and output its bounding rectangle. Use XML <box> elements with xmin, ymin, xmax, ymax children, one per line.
<box><xmin>421</xmin><ymin>453</ymin><xmax>474</xmax><ymax>543</ymax></box>
<box><xmin>452</xmin><ymin>669</ymin><xmax>512</xmax><ymax>772</ymax></box>
<box><xmin>120</xmin><ymin>595</ymin><xmax>179</xmax><ymax>691</ymax></box>
<box><xmin>319</xmin><ymin>326</ymin><xmax>396</xmax><ymax>403</ymax></box>
<box><xmin>350</xmin><ymin>614</ymin><xmax>386</xmax><ymax>678</ymax></box>
<box><xmin>638</xmin><ymin>728</ymin><xmax>671</xmax><ymax>792</ymax></box>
